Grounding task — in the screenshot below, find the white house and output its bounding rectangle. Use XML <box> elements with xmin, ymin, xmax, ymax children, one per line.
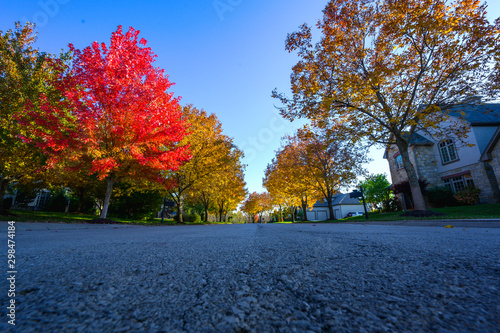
<box><xmin>307</xmin><ymin>193</ymin><xmax>367</xmax><ymax>220</ymax></box>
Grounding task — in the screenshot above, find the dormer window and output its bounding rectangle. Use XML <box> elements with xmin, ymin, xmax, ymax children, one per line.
<box><xmin>439</xmin><ymin>139</ymin><xmax>458</xmax><ymax>164</ymax></box>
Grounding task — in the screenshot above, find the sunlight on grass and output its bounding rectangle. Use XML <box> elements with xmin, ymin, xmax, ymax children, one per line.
<box><xmin>2</xmin><ymin>203</ymin><xmax>499</xmax><ymax>224</ymax></box>
<box><xmin>340</xmin><ymin>203</ymin><xmax>500</xmax><ymax>221</ymax></box>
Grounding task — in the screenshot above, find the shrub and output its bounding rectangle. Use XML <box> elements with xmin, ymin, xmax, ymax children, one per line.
<box><xmin>183</xmin><ymin>212</ymin><xmax>201</xmax><ymax>223</ymax></box>
<box><xmin>454</xmin><ymin>186</ymin><xmax>481</xmax><ymax>206</ymax></box>
<box><xmin>427</xmin><ymin>186</ymin><xmax>458</xmax><ymax>208</ymax></box>
<box><xmin>392</xmin><ymin>179</ymin><xmax>428</xmax><ymax>210</ymax></box>
<box><xmin>109</xmin><ymin>186</ymin><xmax>163</xmax><ymax>220</ymax></box>
<box><xmin>2</xmin><ymin>197</ymin><xmax>13</xmax><ymax>210</ymax></box>
<box><xmin>46</xmin><ymin>191</ymin><xmax>69</xmax><ymax>212</ymax></box>
<box><xmin>382</xmin><ymin>197</ymin><xmax>400</xmax><ymax>212</ymax></box>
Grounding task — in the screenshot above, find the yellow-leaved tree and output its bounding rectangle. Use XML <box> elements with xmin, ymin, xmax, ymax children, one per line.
<box><xmin>187</xmin><ymin>139</ymin><xmax>247</xmax><ymax>222</ymax></box>
<box><xmin>212</xmin><ymin>146</ymin><xmax>247</xmax><ymax>222</ymax></box>
<box><xmin>166</xmin><ymin>105</ymin><xmax>246</xmax><ymax>223</ymax></box>
<box><xmin>241</xmin><ymin>192</ymin><xmax>273</xmax><ymax>223</ymax></box>
<box><xmin>0</xmin><ymin>22</ymin><xmax>70</xmax><ymax>206</ymax></box>
<box><xmin>273</xmin><ymin>0</ymin><xmax>500</xmax><ymax>212</ymax></box>
<box><xmin>263</xmin><ymin>136</ymin><xmax>320</xmax><ymax>222</ymax></box>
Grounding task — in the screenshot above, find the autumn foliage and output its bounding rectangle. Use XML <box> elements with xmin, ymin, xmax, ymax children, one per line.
<box><xmin>20</xmin><ymin>26</ymin><xmax>190</xmax><ymax>218</ymax></box>
<box><xmin>0</xmin><ymin>22</ymin><xmax>70</xmax><ymax>204</ymax></box>
<box><xmin>273</xmin><ymin>0</ymin><xmax>500</xmax><ymax>211</ymax></box>
<box><xmin>265</xmin><ymin>125</ymin><xmax>367</xmax><ymax>220</ymax></box>
<box><xmin>166</xmin><ymin>105</ymin><xmax>247</xmax><ymax>223</ymax></box>
<box><xmin>241</xmin><ymin>192</ymin><xmax>273</xmax><ymax>223</ymax></box>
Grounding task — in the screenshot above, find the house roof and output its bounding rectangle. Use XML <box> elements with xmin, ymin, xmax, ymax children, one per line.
<box><xmin>402</xmin><ymin>132</ymin><xmax>434</xmax><ymax>146</ymax></box>
<box><xmin>446</xmin><ymin>103</ymin><xmax>500</xmax><ymax>126</ymax></box>
<box><xmin>312</xmin><ymin>193</ymin><xmax>361</xmax><ymax>207</ymax></box>
<box><xmin>480</xmin><ymin>126</ymin><xmax>500</xmax><ymax>162</ymax></box>
<box><xmin>383</xmin><ymin>132</ymin><xmax>433</xmax><ymax>158</ymax></box>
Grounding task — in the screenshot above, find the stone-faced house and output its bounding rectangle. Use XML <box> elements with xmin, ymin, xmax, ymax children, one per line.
<box><xmin>384</xmin><ymin>103</ymin><xmax>500</xmax><ymax>208</ymax></box>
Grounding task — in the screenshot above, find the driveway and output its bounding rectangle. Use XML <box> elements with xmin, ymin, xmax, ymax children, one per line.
<box><xmin>1</xmin><ymin>222</ymin><xmax>499</xmax><ymax>332</ymax></box>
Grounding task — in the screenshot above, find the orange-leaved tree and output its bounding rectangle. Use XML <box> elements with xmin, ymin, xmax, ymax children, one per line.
<box><xmin>21</xmin><ymin>26</ymin><xmax>190</xmax><ymax>218</ymax></box>
<box><xmin>273</xmin><ymin>0</ymin><xmax>500</xmax><ymax>211</ymax></box>
<box><xmin>241</xmin><ymin>192</ymin><xmax>272</xmax><ymax>223</ymax></box>
<box><xmin>296</xmin><ymin>125</ymin><xmax>367</xmax><ymax>219</ymax></box>
<box><xmin>264</xmin><ymin>135</ymin><xmax>321</xmax><ymax>222</ymax></box>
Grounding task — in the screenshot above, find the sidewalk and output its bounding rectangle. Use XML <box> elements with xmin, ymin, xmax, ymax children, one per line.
<box><xmin>344</xmin><ymin>219</ymin><xmax>500</xmax><ymax>228</ymax></box>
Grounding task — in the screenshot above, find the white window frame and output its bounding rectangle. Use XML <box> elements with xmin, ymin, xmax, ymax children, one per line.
<box><xmin>439</xmin><ymin>139</ymin><xmax>458</xmax><ymax>164</ymax></box>
<box><xmin>443</xmin><ymin>175</ymin><xmax>474</xmax><ymax>194</ymax></box>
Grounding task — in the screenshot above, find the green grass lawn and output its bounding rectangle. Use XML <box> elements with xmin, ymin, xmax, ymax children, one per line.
<box><xmin>338</xmin><ymin>203</ymin><xmax>500</xmax><ymax>222</ymax></box>
<box><xmin>0</xmin><ymin>210</ymin><xmax>239</xmax><ymax>225</ymax></box>
<box><xmin>2</xmin><ymin>203</ymin><xmax>499</xmax><ymax>224</ymax></box>
<box><xmin>0</xmin><ymin>210</ymin><xmax>178</xmax><ymax>225</ymax></box>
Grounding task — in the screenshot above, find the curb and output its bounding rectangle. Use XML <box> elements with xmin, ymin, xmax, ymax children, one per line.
<box><xmin>344</xmin><ymin>220</ymin><xmax>500</xmax><ymax>228</ymax></box>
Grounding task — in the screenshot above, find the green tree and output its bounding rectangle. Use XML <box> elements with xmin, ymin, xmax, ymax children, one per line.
<box><xmin>0</xmin><ymin>22</ymin><xmax>69</xmax><ymax>205</ymax></box>
<box><xmin>109</xmin><ymin>181</ymin><xmax>163</xmax><ymax>220</ymax></box>
<box><xmin>359</xmin><ymin>174</ymin><xmax>392</xmax><ymax>211</ymax></box>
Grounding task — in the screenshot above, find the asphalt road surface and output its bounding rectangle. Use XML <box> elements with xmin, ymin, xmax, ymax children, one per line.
<box><xmin>1</xmin><ymin>221</ymin><xmax>499</xmax><ymax>332</ymax></box>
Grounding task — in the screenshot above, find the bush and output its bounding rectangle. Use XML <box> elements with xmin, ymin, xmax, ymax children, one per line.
<box><xmin>46</xmin><ymin>191</ymin><xmax>69</xmax><ymax>212</ymax></box>
<box><xmin>382</xmin><ymin>197</ymin><xmax>400</xmax><ymax>212</ymax></box>
<box><xmin>2</xmin><ymin>197</ymin><xmax>13</xmax><ymax>210</ymax></box>
<box><xmin>454</xmin><ymin>186</ymin><xmax>481</xmax><ymax>206</ymax></box>
<box><xmin>427</xmin><ymin>186</ymin><xmax>458</xmax><ymax>208</ymax></box>
<box><xmin>69</xmin><ymin>196</ymin><xmax>96</xmax><ymax>214</ymax></box>
<box><xmin>183</xmin><ymin>212</ymin><xmax>201</xmax><ymax>223</ymax></box>
<box><xmin>109</xmin><ymin>187</ymin><xmax>163</xmax><ymax>220</ymax></box>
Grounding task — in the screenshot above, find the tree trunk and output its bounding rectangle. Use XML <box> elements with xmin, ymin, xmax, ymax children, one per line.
<box><xmin>76</xmin><ymin>190</ymin><xmax>84</xmax><ymax>213</ymax></box>
<box><xmin>204</xmin><ymin>206</ymin><xmax>209</xmax><ymax>223</ymax></box>
<box><xmin>327</xmin><ymin>197</ymin><xmax>335</xmax><ymax>220</ymax></box>
<box><xmin>176</xmin><ymin>197</ymin><xmax>184</xmax><ymax>223</ymax></box>
<box><xmin>290</xmin><ymin>206</ymin><xmax>296</xmax><ymax>223</ymax></box>
<box><xmin>301</xmin><ymin>200</ymin><xmax>308</xmax><ymax>221</ymax></box>
<box><xmin>100</xmin><ymin>174</ymin><xmax>115</xmax><ymax>219</ymax></box>
<box><xmin>0</xmin><ymin>176</ymin><xmax>10</xmax><ymax>209</ymax></box>
<box><xmin>396</xmin><ymin>139</ymin><xmax>427</xmax><ymax>211</ymax></box>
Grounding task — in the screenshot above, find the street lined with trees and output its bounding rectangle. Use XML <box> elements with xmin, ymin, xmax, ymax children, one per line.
<box><xmin>1</xmin><ymin>23</ymin><xmax>247</xmax><ymax>222</ymax></box>
<box><xmin>2</xmin><ymin>0</ymin><xmax>500</xmax><ymax>222</ymax></box>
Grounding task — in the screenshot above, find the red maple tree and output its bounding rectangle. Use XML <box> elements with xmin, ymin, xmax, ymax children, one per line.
<box><xmin>22</xmin><ymin>26</ymin><xmax>190</xmax><ymax>218</ymax></box>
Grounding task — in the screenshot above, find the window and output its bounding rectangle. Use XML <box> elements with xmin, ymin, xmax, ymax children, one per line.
<box><xmin>395</xmin><ymin>154</ymin><xmax>404</xmax><ymax>169</ymax></box>
<box><xmin>439</xmin><ymin>139</ymin><xmax>458</xmax><ymax>164</ymax></box>
<box><xmin>443</xmin><ymin>175</ymin><xmax>474</xmax><ymax>193</ymax></box>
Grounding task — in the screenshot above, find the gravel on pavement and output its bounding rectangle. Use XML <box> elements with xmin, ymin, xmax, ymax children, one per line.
<box><xmin>1</xmin><ymin>221</ymin><xmax>499</xmax><ymax>332</ymax></box>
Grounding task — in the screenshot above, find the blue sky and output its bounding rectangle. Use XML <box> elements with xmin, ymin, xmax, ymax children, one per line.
<box><xmin>3</xmin><ymin>0</ymin><xmax>499</xmax><ymax>194</ymax></box>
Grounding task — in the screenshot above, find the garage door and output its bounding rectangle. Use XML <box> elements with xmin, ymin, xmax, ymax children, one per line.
<box><xmin>316</xmin><ymin>210</ymin><xmax>328</xmax><ymax>221</ymax></box>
